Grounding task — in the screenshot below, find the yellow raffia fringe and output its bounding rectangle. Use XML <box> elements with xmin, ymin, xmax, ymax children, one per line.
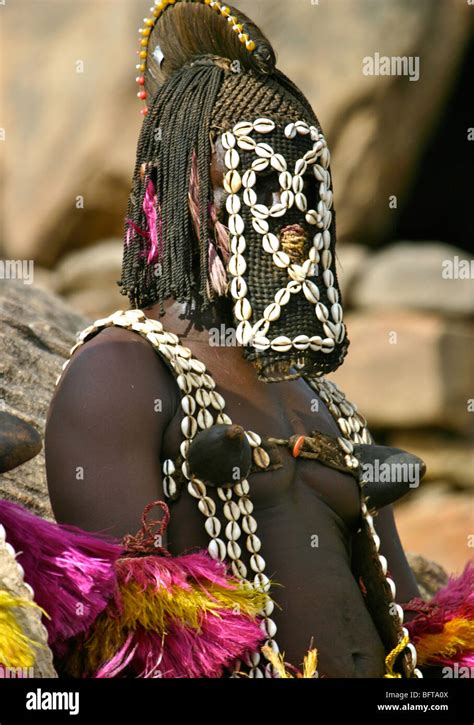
<box><xmin>261</xmin><ymin>644</ymin><xmax>319</xmax><ymax>678</ymax></box>
<box><xmin>0</xmin><ymin>590</ymin><xmax>49</xmax><ymax>669</ymax></box>
<box><xmin>414</xmin><ymin>618</ymin><xmax>474</xmax><ymax>666</ymax></box>
<box><xmin>70</xmin><ymin>580</ymin><xmax>272</xmax><ymax>675</ymax></box>
<box><xmin>384</xmin><ymin>632</ymin><xmax>410</xmax><ymax>678</ymax></box>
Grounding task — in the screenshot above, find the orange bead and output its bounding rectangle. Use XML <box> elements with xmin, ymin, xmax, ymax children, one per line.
<box><xmin>292</xmin><ymin>436</ymin><xmax>305</xmax><ymax>458</ymax></box>
<box><xmin>139</xmin><ymin>50</ymin><xmax>147</xmax><ymax>59</ymax></box>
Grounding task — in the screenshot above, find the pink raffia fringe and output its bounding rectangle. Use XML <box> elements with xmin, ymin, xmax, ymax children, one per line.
<box><xmin>0</xmin><ymin>500</ymin><xmax>123</xmax><ymax>648</ymax></box>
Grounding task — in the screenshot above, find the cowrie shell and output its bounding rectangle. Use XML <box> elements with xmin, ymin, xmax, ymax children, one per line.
<box><xmin>284</xmin><ymin>123</ymin><xmax>297</xmax><ymax>139</ymax></box>
<box><xmin>275</xmin><ymin>288</ymin><xmax>290</xmax><ymax>306</ymax></box>
<box><xmin>309</xmin><ymin>335</ymin><xmax>323</xmax><ymax>351</ymax></box>
<box><xmin>255</xmin><ymin>143</ymin><xmax>274</xmax><ymax>159</ymax></box>
<box><xmin>251</xmin><ymin>204</ymin><xmax>270</xmax><ymax>220</ymax></box>
<box><xmin>237</xmin><ymin>135</ymin><xmax>256</xmax><ymax>151</ymax></box>
<box><xmin>252</xmin><ymin>158</ymin><xmax>269</xmax><ymax>172</ymax></box>
<box><xmin>242</xmin><ymin>169</ymin><xmax>256</xmax><ymax>188</ymax></box>
<box><xmin>305</xmin><ymin>209</ymin><xmax>321</xmax><ymax>225</ymax></box>
<box><xmin>228</xmin><ymin>254</ymin><xmax>246</xmax><ymax>276</ymax></box>
<box><xmin>235</xmin><ymin>297</ymin><xmax>252</xmax><ymax>321</ymax></box>
<box><xmin>223</xmin><ymin>170</ymin><xmax>242</xmax><ymax>194</ymax></box>
<box><xmin>233</xmin><ymin>121</ymin><xmax>254</xmax><ymax>136</ymax></box>
<box><xmin>292</xmin><ymin>176</ymin><xmax>304</xmax><ymax>194</ymax></box>
<box><xmin>327</xmin><ymin>286</ymin><xmax>339</xmax><ymax>304</ymax></box>
<box><xmin>198</xmin><ymin>408</ymin><xmax>214</xmax><ymax>429</ymax></box>
<box><xmin>323</xmin><ymin>269</ymin><xmax>334</xmax><ymax>287</ymax></box>
<box><xmin>271</xmin><ymin>154</ymin><xmax>287</xmax><ymax>172</ymax></box>
<box><xmin>228</xmin><ymin>214</ymin><xmax>245</xmax><ymax>236</ymax></box>
<box><xmin>253</xmin><ymin>335</ymin><xmax>271</xmax><ymax>351</ymax></box>
<box><xmin>293</xmin><ymin>335</ymin><xmax>310</xmax><ymax>350</ymax></box>
<box><xmin>271</xmin><ymin>336</ymin><xmax>292</xmax><ymax>352</ymax></box>
<box><xmin>303</xmin><ymin>280</ymin><xmax>320</xmax><ymax>303</ymax></box>
<box><xmin>253</xmin><ymin>118</ymin><xmax>275</xmax><ymax>134</ymax></box>
<box><xmin>236</xmin><ymin>320</ymin><xmax>253</xmax><ymax>345</ymax></box>
<box><xmin>226</xmin><ymin>194</ymin><xmax>241</xmax><ymax>215</ymax></box>
<box><xmin>279</xmin><ymin>171</ymin><xmax>292</xmax><ymax>190</ymax></box>
<box><xmin>230</xmin><ymin>235</ymin><xmax>245</xmax><ymax>254</ymax></box>
<box><xmin>281</xmin><ymin>190</ymin><xmax>294</xmax><ymax>208</ymax></box>
<box><xmin>243</xmin><ymin>187</ymin><xmax>257</xmax><ymax>206</ymax></box>
<box><xmin>225</xmin><ymin>149</ymin><xmax>240</xmax><ymax>169</ymax></box>
<box><xmin>273</xmin><ymin>251</ymin><xmax>291</xmax><ymax>268</ymax></box>
<box><xmin>295</xmin><ymin>121</ymin><xmax>310</xmax><ymax>135</ymax></box>
<box><xmin>288</xmin><ymin>264</ymin><xmax>306</xmax><ymax>283</ymax></box>
<box><xmin>331</xmin><ymin>303</ymin><xmax>343</xmax><ymax>323</ymax></box>
<box><xmin>262</xmin><ymin>233</ymin><xmax>280</xmax><ymax>253</ymax></box>
<box><xmin>321</xmin><ymin>249</ymin><xmax>332</xmax><ymax>269</ymax></box>
<box><xmin>295</xmin><ymin>159</ymin><xmax>307</xmax><ymax>176</ymax></box>
<box><xmin>263</xmin><ymin>302</ymin><xmax>281</xmax><ymax>322</ymax></box>
<box><xmin>252</xmin><ymin>218</ymin><xmax>269</xmax><ymax>234</ymax></box>
<box><xmin>321</xmin><ymin>337</ymin><xmax>335</xmax><ymax>353</ymax></box>
<box><xmin>316</xmin><ymin>302</ymin><xmax>329</xmax><ymax>322</ymax></box>
<box><xmin>269</xmin><ymin>202</ymin><xmax>286</xmax><ymax>217</ymax></box>
<box><xmin>222</xmin><ymin>131</ymin><xmax>236</xmax><ymax>149</ymax></box>
<box><xmin>230</xmin><ymin>276</ymin><xmax>248</xmax><ymax>299</ymax></box>
<box><xmin>295</xmin><ymin>193</ymin><xmax>307</xmax><ymax>212</ymax></box>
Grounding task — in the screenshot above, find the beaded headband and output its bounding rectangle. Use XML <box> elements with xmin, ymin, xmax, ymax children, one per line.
<box><xmin>135</xmin><ymin>0</ymin><xmax>258</xmax><ymax>116</ymax></box>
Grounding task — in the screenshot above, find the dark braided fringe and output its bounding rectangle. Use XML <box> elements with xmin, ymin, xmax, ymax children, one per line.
<box><xmin>119</xmin><ymin>59</ymin><xmax>224</xmax><ymax>310</ymax></box>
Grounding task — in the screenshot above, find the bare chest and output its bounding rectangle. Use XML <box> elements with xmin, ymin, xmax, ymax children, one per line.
<box><xmin>160</xmin><ymin>349</ymin><xmax>361</xmax><ymax>554</ymax></box>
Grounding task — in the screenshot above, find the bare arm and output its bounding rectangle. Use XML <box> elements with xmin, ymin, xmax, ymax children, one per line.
<box><xmin>44</xmin><ymin>327</ymin><xmax>179</xmax><ymax>542</ymax></box>
<box><xmin>375</xmin><ymin>503</ymin><xmax>420</xmax><ymax>604</ymax></box>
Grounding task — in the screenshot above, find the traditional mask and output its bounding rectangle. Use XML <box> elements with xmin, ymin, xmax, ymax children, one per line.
<box><xmin>220</xmin><ymin>116</ymin><xmax>349</xmax><ymax>382</ymax></box>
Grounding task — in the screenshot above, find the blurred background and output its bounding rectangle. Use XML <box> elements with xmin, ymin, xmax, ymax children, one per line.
<box><xmin>0</xmin><ymin>0</ymin><xmax>473</xmax><ymax>575</ymax></box>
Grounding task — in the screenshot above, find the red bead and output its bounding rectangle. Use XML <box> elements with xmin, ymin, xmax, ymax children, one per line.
<box><xmin>137</xmin><ymin>90</ymin><xmax>147</xmax><ymax>100</ymax></box>
<box><xmin>136</xmin><ymin>76</ymin><xmax>145</xmax><ymax>85</ymax></box>
<box><xmin>140</xmin><ymin>107</ymin><xmax>149</xmax><ymax>116</ymax></box>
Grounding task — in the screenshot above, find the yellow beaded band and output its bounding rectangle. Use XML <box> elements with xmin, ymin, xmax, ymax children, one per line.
<box><xmin>135</xmin><ymin>0</ymin><xmax>257</xmax><ymax>116</ymax></box>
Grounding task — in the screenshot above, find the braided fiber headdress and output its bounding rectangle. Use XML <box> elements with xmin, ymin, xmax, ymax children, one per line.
<box><xmin>119</xmin><ymin>1</ymin><xmax>330</xmax><ymax>310</ymax></box>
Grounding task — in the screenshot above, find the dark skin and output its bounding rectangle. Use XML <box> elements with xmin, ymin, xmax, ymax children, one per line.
<box><xmin>45</xmin><ymin>139</ymin><xmax>420</xmax><ymax>677</ymax></box>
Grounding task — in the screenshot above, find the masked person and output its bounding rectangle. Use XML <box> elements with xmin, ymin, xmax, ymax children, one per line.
<box><xmin>40</xmin><ymin>1</ymin><xmax>473</xmax><ymax>680</ymax></box>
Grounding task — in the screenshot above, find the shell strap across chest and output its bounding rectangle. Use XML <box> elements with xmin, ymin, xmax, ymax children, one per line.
<box><xmin>59</xmin><ymin>308</ymin><xmax>422</xmax><ymax>679</ymax></box>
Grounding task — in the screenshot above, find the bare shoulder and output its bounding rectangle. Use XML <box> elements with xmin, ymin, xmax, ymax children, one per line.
<box><xmin>48</xmin><ymin>325</ymin><xmax>180</xmax><ymax>428</ymax></box>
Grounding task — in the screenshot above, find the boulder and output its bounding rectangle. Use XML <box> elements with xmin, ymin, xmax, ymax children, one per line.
<box><xmin>0</xmin><ymin>282</ymin><xmax>88</xmax><ymax>519</ymax></box>
<box><xmin>389</xmin><ymin>432</ymin><xmax>474</xmax><ymax>491</ymax></box>
<box><xmin>395</xmin><ymin>487</ymin><xmax>474</xmax><ymax>575</ymax></box>
<box><xmin>351</xmin><ymin>242</ymin><xmax>474</xmax><ymax>315</ymax></box>
<box><xmin>332</xmin><ymin>310</ymin><xmax>474</xmax><ymax>432</ymax></box>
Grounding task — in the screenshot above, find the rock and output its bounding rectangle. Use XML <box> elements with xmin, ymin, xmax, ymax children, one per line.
<box><xmin>395</xmin><ymin>487</ymin><xmax>474</xmax><ymax>575</ymax></box>
<box><xmin>389</xmin><ymin>432</ymin><xmax>474</xmax><ymax>490</ymax></box>
<box><xmin>335</xmin><ymin>244</ymin><xmax>370</xmax><ymax>304</ymax></box>
<box><xmin>351</xmin><ymin>242</ymin><xmax>474</xmax><ymax>315</ymax></box>
<box><xmin>55</xmin><ymin>240</ymin><xmax>125</xmax><ymax>319</ymax></box>
<box><xmin>331</xmin><ymin>310</ymin><xmax>474</xmax><ymax>432</ymax></box>
<box><xmin>406</xmin><ymin>553</ymin><xmax>449</xmax><ymax>601</ymax></box>
<box><xmin>2</xmin><ymin>1</ymin><xmax>471</xmax><ymax>261</ymax></box>
<box><xmin>30</xmin><ymin>266</ymin><xmax>59</xmax><ymax>295</ymax></box>
<box><xmin>0</xmin><ymin>282</ymin><xmax>88</xmax><ymax>519</ymax></box>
